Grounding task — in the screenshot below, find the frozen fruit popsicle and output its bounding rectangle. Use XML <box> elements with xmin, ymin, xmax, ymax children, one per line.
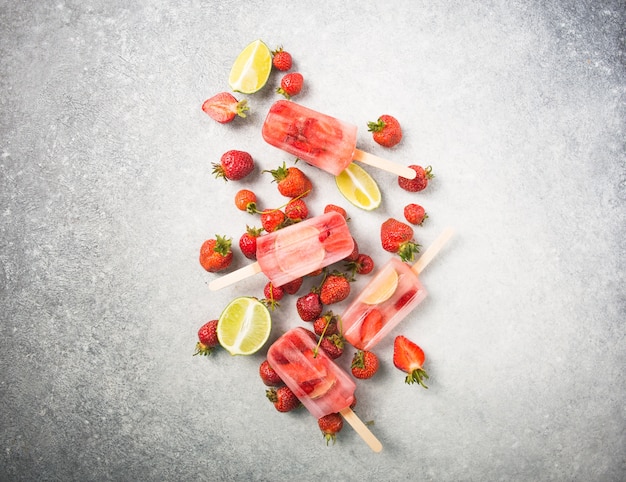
<box><xmin>262</xmin><ymin>100</ymin><xmax>417</xmax><ymax>178</ymax></box>
<box><xmin>342</xmin><ymin>228</ymin><xmax>454</xmax><ymax>351</ymax></box>
<box><xmin>267</xmin><ymin>327</ymin><xmax>382</xmax><ymax>452</ymax></box>
<box><xmin>209</xmin><ymin>212</ymin><xmax>354</xmax><ymax>291</ymax></box>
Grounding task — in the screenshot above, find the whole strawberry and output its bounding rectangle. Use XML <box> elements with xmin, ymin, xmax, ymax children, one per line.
<box><xmin>202</xmin><ymin>92</ymin><xmax>248</xmax><ymax>124</ymax></box>
<box><xmin>259</xmin><ymin>359</ymin><xmax>283</xmax><ymax>386</ymax></box>
<box><xmin>285</xmin><ymin>197</ymin><xmax>308</xmax><ymax>221</ymax></box>
<box><xmin>277</xmin><ymin>72</ymin><xmax>304</xmax><ymax>99</ymax></box>
<box><xmin>380</xmin><ymin>218</ymin><xmax>421</xmax><ymax>262</ymax></box>
<box><xmin>266</xmin><ymin>386</ymin><xmax>301</xmax><ymax>412</ymax></box>
<box><xmin>319</xmin><ymin>273</ymin><xmax>351</xmax><ymax>305</ymax></box>
<box><xmin>319</xmin><ymin>334</ymin><xmax>344</xmax><ymax>359</ymax></box>
<box><xmin>281</xmin><ymin>276</ymin><xmax>303</xmax><ymax>295</ymax></box>
<box><xmin>318</xmin><ymin>413</ymin><xmax>343</xmax><ymax>445</ymax></box>
<box><xmin>264</xmin><ymin>162</ymin><xmax>312</xmax><ymax>198</ymax></box>
<box><xmin>313</xmin><ymin>311</ymin><xmax>339</xmax><ymax>337</ymax></box>
<box><xmin>272</xmin><ymin>46</ymin><xmax>293</xmax><ymax>71</ymax></box>
<box><xmin>367</xmin><ymin>115</ymin><xmax>402</xmax><ymax>148</ymax></box>
<box><xmin>404</xmin><ymin>203</ymin><xmax>428</xmax><ymax>225</ymax></box>
<box><xmin>351</xmin><ymin>350</ymin><xmax>379</xmax><ymax>379</ymax></box>
<box><xmin>261</xmin><ymin>209</ymin><xmax>287</xmax><ymax>232</ymax></box>
<box><xmin>234</xmin><ymin>189</ymin><xmax>257</xmax><ymax>213</ymax></box>
<box><xmin>398</xmin><ymin>165</ymin><xmax>434</xmax><ymax>192</ymax></box>
<box><xmin>393</xmin><ymin>335</ymin><xmax>429</xmax><ymax>388</ymax></box>
<box><xmin>239</xmin><ymin>226</ymin><xmax>262</xmax><ymax>260</ymax></box>
<box><xmin>199</xmin><ymin>235</ymin><xmax>233</xmax><ymax>272</ymax></box>
<box><xmin>296</xmin><ymin>291</ymin><xmax>323</xmax><ymax>321</ymax></box>
<box><xmin>262</xmin><ymin>281</ymin><xmax>284</xmax><ymax>310</ymax></box>
<box><xmin>324</xmin><ymin>204</ymin><xmax>348</xmax><ymax>220</ymax></box>
<box><xmin>212</xmin><ymin>150</ymin><xmax>254</xmax><ymax>181</ymax></box>
<box><xmin>193</xmin><ymin>319</ymin><xmax>219</xmax><ymax>356</ymax></box>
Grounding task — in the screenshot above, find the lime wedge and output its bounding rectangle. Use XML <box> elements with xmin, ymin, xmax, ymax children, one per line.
<box><xmin>335</xmin><ymin>162</ymin><xmax>382</xmax><ymax>211</ymax></box>
<box><xmin>217</xmin><ymin>297</ymin><xmax>272</xmax><ymax>355</ymax></box>
<box><xmin>361</xmin><ymin>264</ymin><xmax>399</xmax><ymax>304</ymax></box>
<box><xmin>228</xmin><ymin>39</ymin><xmax>273</xmax><ymax>94</ymax></box>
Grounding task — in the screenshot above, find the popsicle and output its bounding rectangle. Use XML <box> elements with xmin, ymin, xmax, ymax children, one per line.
<box><xmin>209</xmin><ymin>212</ymin><xmax>354</xmax><ymax>291</ymax></box>
<box><xmin>267</xmin><ymin>327</ymin><xmax>382</xmax><ymax>452</ymax></box>
<box><xmin>262</xmin><ymin>100</ymin><xmax>417</xmax><ymax>178</ymax></box>
<box><xmin>341</xmin><ymin>228</ymin><xmax>454</xmax><ymax>351</ymax></box>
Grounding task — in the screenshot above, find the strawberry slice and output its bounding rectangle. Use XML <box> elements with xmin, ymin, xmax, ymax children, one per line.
<box><xmin>202</xmin><ymin>92</ymin><xmax>248</xmax><ymax>124</ymax></box>
<box><xmin>359</xmin><ymin>309</ymin><xmax>383</xmax><ymax>347</ymax></box>
<box><xmin>393</xmin><ymin>335</ymin><xmax>429</xmax><ymax>388</ymax></box>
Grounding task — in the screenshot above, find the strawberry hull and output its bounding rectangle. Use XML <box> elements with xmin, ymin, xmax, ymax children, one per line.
<box><xmin>267</xmin><ymin>327</ymin><xmax>356</xmax><ymax>419</ymax></box>
<box><xmin>342</xmin><ymin>258</ymin><xmax>427</xmax><ymax>350</ymax></box>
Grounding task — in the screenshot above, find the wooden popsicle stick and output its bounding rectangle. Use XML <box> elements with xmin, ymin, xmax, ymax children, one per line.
<box><xmin>411</xmin><ymin>227</ymin><xmax>454</xmax><ymax>275</ymax></box>
<box><xmin>339</xmin><ymin>407</ymin><xmax>383</xmax><ymax>453</ymax></box>
<box><xmin>353</xmin><ymin>148</ymin><xmax>417</xmax><ymax>179</ymax></box>
<box><xmin>208</xmin><ymin>262</ymin><xmax>263</xmax><ymax>291</ymax></box>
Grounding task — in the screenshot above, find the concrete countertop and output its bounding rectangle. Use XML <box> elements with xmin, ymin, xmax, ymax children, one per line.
<box><xmin>1</xmin><ymin>1</ymin><xmax>624</xmax><ymax>480</ymax></box>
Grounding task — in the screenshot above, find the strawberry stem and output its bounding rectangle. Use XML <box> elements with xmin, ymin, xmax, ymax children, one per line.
<box><xmin>405</xmin><ymin>368</ymin><xmax>429</xmax><ymax>388</ymax></box>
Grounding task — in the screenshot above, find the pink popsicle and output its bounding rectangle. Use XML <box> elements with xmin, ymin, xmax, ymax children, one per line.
<box><xmin>342</xmin><ymin>228</ymin><xmax>454</xmax><ymax>351</ymax></box>
<box><xmin>262</xmin><ymin>100</ymin><xmax>416</xmax><ymax>178</ymax></box>
<box><xmin>208</xmin><ymin>212</ymin><xmax>354</xmax><ymax>291</ymax></box>
<box><xmin>267</xmin><ymin>327</ymin><xmax>382</xmax><ymax>452</ymax></box>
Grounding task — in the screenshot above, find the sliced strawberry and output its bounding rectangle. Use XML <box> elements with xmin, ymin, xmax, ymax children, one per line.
<box><xmin>359</xmin><ymin>309</ymin><xmax>384</xmax><ymax>347</ymax></box>
<box><xmin>393</xmin><ymin>335</ymin><xmax>429</xmax><ymax>388</ymax></box>
<box><xmin>202</xmin><ymin>92</ymin><xmax>248</xmax><ymax>124</ymax></box>
<box><xmin>394</xmin><ymin>289</ymin><xmax>418</xmax><ymax>310</ymax></box>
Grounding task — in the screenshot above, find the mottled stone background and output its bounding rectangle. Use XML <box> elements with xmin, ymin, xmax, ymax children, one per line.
<box><xmin>1</xmin><ymin>1</ymin><xmax>624</xmax><ymax>480</ymax></box>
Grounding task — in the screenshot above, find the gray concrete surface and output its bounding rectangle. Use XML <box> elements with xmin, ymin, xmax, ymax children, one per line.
<box><xmin>1</xmin><ymin>1</ymin><xmax>624</xmax><ymax>480</ymax></box>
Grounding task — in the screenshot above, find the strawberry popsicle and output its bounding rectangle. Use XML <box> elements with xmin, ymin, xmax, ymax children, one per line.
<box><xmin>262</xmin><ymin>100</ymin><xmax>416</xmax><ymax>178</ymax></box>
<box><xmin>267</xmin><ymin>327</ymin><xmax>382</xmax><ymax>452</ymax></box>
<box><xmin>208</xmin><ymin>212</ymin><xmax>354</xmax><ymax>291</ymax></box>
<box><xmin>342</xmin><ymin>228</ymin><xmax>454</xmax><ymax>350</ymax></box>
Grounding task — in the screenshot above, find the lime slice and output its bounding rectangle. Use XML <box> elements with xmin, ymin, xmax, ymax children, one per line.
<box><xmin>217</xmin><ymin>297</ymin><xmax>272</xmax><ymax>355</ymax></box>
<box><xmin>361</xmin><ymin>264</ymin><xmax>399</xmax><ymax>304</ymax></box>
<box><xmin>335</xmin><ymin>162</ymin><xmax>382</xmax><ymax>211</ymax></box>
<box><xmin>228</xmin><ymin>39</ymin><xmax>272</xmax><ymax>94</ymax></box>
<box><xmin>275</xmin><ymin>224</ymin><xmax>325</xmax><ymax>273</ymax></box>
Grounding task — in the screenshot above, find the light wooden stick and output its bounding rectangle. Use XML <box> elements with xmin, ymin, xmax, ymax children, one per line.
<box><xmin>353</xmin><ymin>149</ymin><xmax>417</xmax><ymax>179</ymax></box>
<box><xmin>208</xmin><ymin>262</ymin><xmax>263</xmax><ymax>291</ymax></box>
<box><xmin>411</xmin><ymin>227</ymin><xmax>454</xmax><ymax>275</ymax></box>
<box><xmin>339</xmin><ymin>407</ymin><xmax>383</xmax><ymax>453</ymax></box>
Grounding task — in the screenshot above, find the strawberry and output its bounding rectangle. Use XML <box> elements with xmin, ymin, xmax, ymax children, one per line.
<box><xmin>199</xmin><ymin>235</ymin><xmax>233</xmax><ymax>272</ymax></box>
<box><xmin>393</xmin><ymin>335</ymin><xmax>429</xmax><ymax>388</ymax></box>
<box><xmin>323</xmin><ymin>204</ymin><xmax>348</xmax><ymax>220</ymax></box>
<box><xmin>285</xmin><ymin>197</ymin><xmax>308</xmax><ymax>221</ymax></box>
<box><xmin>266</xmin><ymin>386</ymin><xmax>301</xmax><ymax>412</ymax></box>
<box><xmin>193</xmin><ymin>319</ymin><xmax>219</xmax><ymax>356</ymax></box>
<box><xmin>351</xmin><ymin>350</ymin><xmax>379</xmax><ymax>379</ymax></box>
<box><xmin>319</xmin><ymin>334</ymin><xmax>344</xmax><ymax>359</ymax></box>
<box><xmin>296</xmin><ymin>291</ymin><xmax>323</xmax><ymax>321</ymax></box>
<box><xmin>367</xmin><ymin>114</ymin><xmax>402</xmax><ymax>148</ymax></box>
<box><xmin>259</xmin><ymin>359</ymin><xmax>283</xmax><ymax>386</ymax></box>
<box><xmin>398</xmin><ymin>165</ymin><xmax>434</xmax><ymax>192</ymax></box>
<box><xmin>239</xmin><ymin>226</ymin><xmax>262</xmax><ymax>260</ymax></box>
<box><xmin>360</xmin><ymin>309</ymin><xmax>383</xmax><ymax>346</ymax></box>
<box><xmin>261</xmin><ymin>209</ymin><xmax>287</xmax><ymax>232</ymax></box>
<box><xmin>318</xmin><ymin>413</ymin><xmax>343</xmax><ymax>445</ymax></box>
<box><xmin>272</xmin><ymin>46</ymin><xmax>293</xmax><ymax>71</ymax></box>
<box><xmin>313</xmin><ymin>311</ymin><xmax>339</xmax><ymax>337</ymax></box>
<box><xmin>234</xmin><ymin>189</ymin><xmax>257</xmax><ymax>213</ymax></box>
<box><xmin>380</xmin><ymin>218</ymin><xmax>421</xmax><ymax>262</ymax></box>
<box><xmin>202</xmin><ymin>92</ymin><xmax>248</xmax><ymax>124</ymax></box>
<box><xmin>262</xmin><ymin>281</ymin><xmax>284</xmax><ymax>310</ymax></box>
<box><xmin>281</xmin><ymin>276</ymin><xmax>304</xmax><ymax>295</ymax></box>
<box><xmin>212</xmin><ymin>150</ymin><xmax>254</xmax><ymax>181</ymax></box>
<box><xmin>264</xmin><ymin>162</ymin><xmax>312</xmax><ymax>198</ymax></box>
<box><xmin>404</xmin><ymin>203</ymin><xmax>428</xmax><ymax>225</ymax></box>
<box><xmin>319</xmin><ymin>273</ymin><xmax>351</xmax><ymax>305</ymax></box>
<box><xmin>346</xmin><ymin>253</ymin><xmax>374</xmax><ymax>279</ymax></box>
<box><xmin>277</xmin><ymin>72</ymin><xmax>304</xmax><ymax>99</ymax></box>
